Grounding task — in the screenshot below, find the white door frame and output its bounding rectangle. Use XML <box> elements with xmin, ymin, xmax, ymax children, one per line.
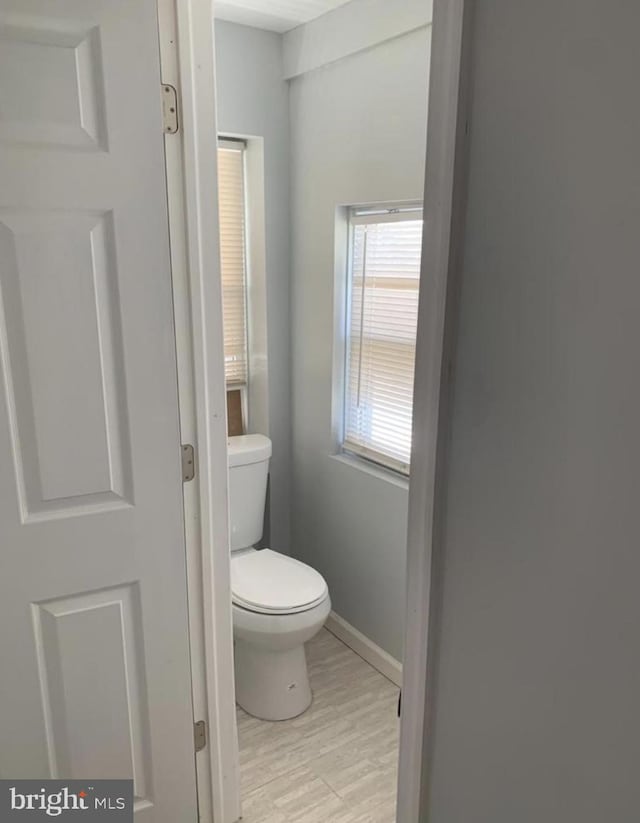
<box><xmin>397</xmin><ymin>0</ymin><xmax>474</xmax><ymax>820</ymax></box>
<box><xmin>156</xmin><ymin>0</ymin><xmax>473</xmax><ymax>821</ymax></box>
<box><xmin>158</xmin><ymin>2</ymin><xmax>241</xmax><ymax>823</ymax></box>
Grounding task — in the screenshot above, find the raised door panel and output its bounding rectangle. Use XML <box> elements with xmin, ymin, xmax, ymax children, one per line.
<box><xmin>33</xmin><ymin>585</ymin><xmax>152</xmax><ymax>812</ymax></box>
<box><xmin>0</xmin><ymin>18</ymin><xmax>107</xmax><ymax>150</ymax></box>
<box><xmin>0</xmin><ymin>210</ymin><xmax>132</xmax><ymax>521</ymax></box>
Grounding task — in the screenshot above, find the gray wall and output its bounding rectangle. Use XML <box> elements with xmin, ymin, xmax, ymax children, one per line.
<box><xmin>426</xmin><ymin>1</ymin><xmax>640</xmax><ymax>819</ymax></box>
<box><xmin>289</xmin><ymin>29</ymin><xmax>431</xmax><ymax>660</ymax></box>
<box><xmin>214</xmin><ymin>21</ymin><xmax>291</xmax><ymax>553</ymax></box>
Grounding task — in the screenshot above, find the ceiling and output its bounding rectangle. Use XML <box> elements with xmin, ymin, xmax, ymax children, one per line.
<box><xmin>214</xmin><ymin>0</ymin><xmax>354</xmax><ymax>33</ymax></box>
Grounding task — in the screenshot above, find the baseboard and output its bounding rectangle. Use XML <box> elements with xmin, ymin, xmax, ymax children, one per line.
<box><xmin>325</xmin><ymin>611</ymin><xmax>403</xmax><ymax>687</ymax></box>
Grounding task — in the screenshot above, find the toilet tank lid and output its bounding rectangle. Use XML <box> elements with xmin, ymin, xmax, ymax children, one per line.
<box><xmin>228</xmin><ymin>434</ymin><xmax>272</xmax><ymax>468</ymax></box>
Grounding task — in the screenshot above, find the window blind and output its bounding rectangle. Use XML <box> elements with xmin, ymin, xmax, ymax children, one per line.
<box><xmin>344</xmin><ymin>207</ymin><xmax>423</xmax><ymax>474</ymax></box>
<box><xmin>218</xmin><ymin>140</ymin><xmax>248</xmax><ymax>386</ymax></box>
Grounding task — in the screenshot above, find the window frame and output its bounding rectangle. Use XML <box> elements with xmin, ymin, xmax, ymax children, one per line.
<box><xmin>341</xmin><ymin>201</ymin><xmax>424</xmax><ymax>477</ymax></box>
<box><xmin>218</xmin><ymin>136</ymin><xmax>250</xmax><ymax>393</ymax></box>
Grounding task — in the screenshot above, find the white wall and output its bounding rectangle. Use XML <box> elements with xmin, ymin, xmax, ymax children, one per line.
<box><xmin>214</xmin><ymin>21</ymin><xmax>291</xmax><ymax>552</ymax></box>
<box><xmin>282</xmin><ymin>0</ymin><xmax>432</xmax><ymax>78</ymax></box>
<box><xmin>289</xmin><ymin>28</ymin><xmax>431</xmax><ymax>660</ymax></box>
<box><xmin>426</xmin><ymin>1</ymin><xmax>640</xmax><ymax>819</ymax></box>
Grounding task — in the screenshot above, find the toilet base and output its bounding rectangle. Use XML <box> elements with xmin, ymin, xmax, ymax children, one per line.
<box><xmin>234</xmin><ymin>640</ymin><xmax>312</xmax><ymax>721</ymax></box>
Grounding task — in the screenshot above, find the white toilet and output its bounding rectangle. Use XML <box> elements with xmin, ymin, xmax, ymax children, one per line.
<box><xmin>228</xmin><ymin>434</ymin><xmax>331</xmax><ymax>721</ymax></box>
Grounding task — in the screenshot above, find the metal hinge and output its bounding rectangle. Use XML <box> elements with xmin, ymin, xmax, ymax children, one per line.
<box><xmin>194</xmin><ymin>720</ymin><xmax>207</xmax><ymax>753</ymax></box>
<box><xmin>182</xmin><ymin>444</ymin><xmax>195</xmax><ymax>482</ymax></box>
<box><xmin>162</xmin><ymin>84</ymin><xmax>179</xmax><ymax>134</ymax></box>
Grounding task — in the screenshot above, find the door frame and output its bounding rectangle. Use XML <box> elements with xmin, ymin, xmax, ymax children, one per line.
<box><xmin>397</xmin><ymin>0</ymin><xmax>474</xmax><ymax>820</ymax></box>
<box><xmin>158</xmin><ymin>2</ymin><xmax>241</xmax><ymax>823</ymax></box>
<box><xmin>158</xmin><ymin>0</ymin><xmax>474</xmax><ymax>821</ymax></box>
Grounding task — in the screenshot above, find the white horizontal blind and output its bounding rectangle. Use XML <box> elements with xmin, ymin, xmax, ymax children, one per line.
<box><xmin>344</xmin><ymin>207</ymin><xmax>423</xmax><ymax>474</ymax></box>
<box><xmin>218</xmin><ymin>140</ymin><xmax>248</xmax><ymax>386</ymax></box>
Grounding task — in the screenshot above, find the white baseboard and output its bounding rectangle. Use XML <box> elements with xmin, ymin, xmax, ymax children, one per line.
<box><xmin>325</xmin><ymin>611</ymin><xmax>403</xmax><ymax>687</ymax></box>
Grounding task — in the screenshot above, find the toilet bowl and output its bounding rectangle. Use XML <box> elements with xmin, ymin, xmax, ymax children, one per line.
<box><xmin>232</xmin><ymin>549</ymin><xmax>331</xmax><ymax>720</ymax></box>
<box><xmin>227</xmin><ymin>436</ymin><xmax>330</xmax><ymax>721</ymax></box>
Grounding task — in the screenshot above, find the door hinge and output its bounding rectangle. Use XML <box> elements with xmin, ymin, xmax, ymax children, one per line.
<box><xmin>182</xmin><ymin>444</ymin><xmax>195</xmax><ymax>482</ymax></box>
<box><xmin>194</xmin><ymin>720</ymin><xmax>207</xmax><ymax>753</ymax></box>
<box><xmin>162</xmin><ymin>84</ymin><xmax>179</xmax><ymax>134</ymax></box>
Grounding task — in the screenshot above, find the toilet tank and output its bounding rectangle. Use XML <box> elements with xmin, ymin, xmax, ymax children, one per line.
<box><xmin>227</xmin><ymin>434</ymin><xmax>272</xmax><ymax>551</ymax></box>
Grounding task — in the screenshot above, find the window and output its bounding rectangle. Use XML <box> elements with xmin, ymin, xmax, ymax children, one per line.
<box><xmin>343</xmin><ymin>204</ymin><xmax>423</xmax><ymax>475</ymax></box>
<box><xmin>218</xmin><ymin>139</ymin><xmax>248</xmax><ymax>386</ymax></box>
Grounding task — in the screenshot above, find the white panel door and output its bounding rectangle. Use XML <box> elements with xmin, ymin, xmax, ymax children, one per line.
<box><xmin>0</xmin><ymin>1</ymin><xmax>198</xmax><ymax>820</ymax></box>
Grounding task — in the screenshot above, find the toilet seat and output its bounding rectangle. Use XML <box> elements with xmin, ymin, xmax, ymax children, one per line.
<box><xmin>231</xmin><ymin>548</ymin><xmax>328</xmax><ymax>615</ymax></box>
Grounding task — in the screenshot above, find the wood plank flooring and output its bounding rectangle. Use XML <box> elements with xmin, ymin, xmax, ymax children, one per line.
<box><xmin>236</xmin><ymin>628</ymin><xmax>400</xmax><ymax>822</ymax></box>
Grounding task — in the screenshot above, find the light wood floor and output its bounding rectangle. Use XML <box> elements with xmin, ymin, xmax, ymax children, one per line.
<box><xmin>236</xmin><ymin>628</ymin><xmax>400</xmax><ymax>823</ymax></box>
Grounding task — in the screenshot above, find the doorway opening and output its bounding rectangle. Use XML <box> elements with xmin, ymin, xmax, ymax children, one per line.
<box><xmin>201</xmin><ymin>2</ymin><xmax>434</xmax><ymax>821</ymax></box>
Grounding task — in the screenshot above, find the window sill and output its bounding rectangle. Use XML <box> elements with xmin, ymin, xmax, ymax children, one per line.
<box><xmin>329</xmin><ymin>452</ymin><xmax>410</xmax><ymax>491</ymax></box>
